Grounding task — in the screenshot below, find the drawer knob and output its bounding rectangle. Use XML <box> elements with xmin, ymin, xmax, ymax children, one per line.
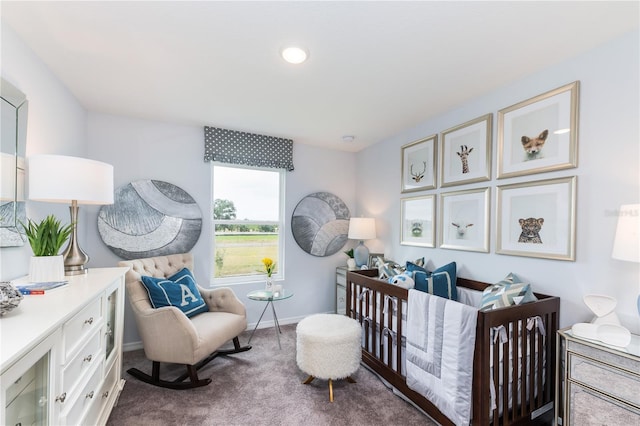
<box><xmin>84</xmin><ymin>317</ymin><xmax>94</xmax><ymax>325</ymax></box>
<box><xmin>102</xmin><ymin>391</ymin><xmax>109</xmax><ymax>399</ymax></box>
<box><xmin>38</xmin><ymin>396</ymin><xmax>48</xmax><ymax>407</ymax></box>
<box><xmin>55</xmin><ymin>392</ymin><xmax>67</xmax><ymax>403</ymax></box>
<box><xmin>83</xmin><ymin>354</ymin><xmax>93</xmax><ymax>363</ymax></box>
<box><xmin>86</xmin><ymin>391</ymin><xmax>95</xmax><ymax>399</ymax></box>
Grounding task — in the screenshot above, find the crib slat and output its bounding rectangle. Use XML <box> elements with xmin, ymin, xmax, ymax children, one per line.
<box><xmin>520</xmin><ymin>320</ymin><xmax>527</xmax><ymax>418</ymax></box>
<box><xmin>493</xmin><ymin>338</ymin><xmax>500</xmax><ymax>426</ymax></box>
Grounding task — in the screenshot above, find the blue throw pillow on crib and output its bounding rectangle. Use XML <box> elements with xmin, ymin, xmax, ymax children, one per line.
<box><xmin>413</xmin><ymin>261</ymin><xmax>458</xmax><ymax>301</ymax></box>
<box><xmin>479</xmin><ymin>273</ymin><xmax>538</xmax><ymax>311</ymax></box>
<box><xmin>405</xmin><ymin>260</ymin><xmax>427</xmax><ymax>274</ymax></box>
<box><xmin>140</xmin><ymin>268</ymin><xmax>209</xmax><ymax>318</ymax></box>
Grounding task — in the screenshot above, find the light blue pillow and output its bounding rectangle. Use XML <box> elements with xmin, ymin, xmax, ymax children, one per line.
<box><xmin>413</xmin><ymin>261</ymin><xmax>458</xmax><ymax>301</ymax></box>
<box><xmin>140</xmin><ymin>268</ymin><xmax>209</xmax><ymax>318</ymax></box>
<box><xmin>480</xmin><ymin>272</ymin><xmax>538</xmax><ymax>311</ymax></box>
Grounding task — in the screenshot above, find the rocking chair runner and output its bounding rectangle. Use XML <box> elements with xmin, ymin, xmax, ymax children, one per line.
<box><xmin>119</xmin><ymin>253</ymin><xmax>251</xmax><ymax>390</ymax></box>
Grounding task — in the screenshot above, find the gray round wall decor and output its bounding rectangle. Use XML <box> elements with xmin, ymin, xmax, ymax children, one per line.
<box><xmin>98</xmin><ymin>180</ymin><xmax>202</xmax><ymax>260</ymax></box>
<box><xmin>291</xmin><ymin>192</ymin><xmax>350</xmax><ymax>257</ymax></box>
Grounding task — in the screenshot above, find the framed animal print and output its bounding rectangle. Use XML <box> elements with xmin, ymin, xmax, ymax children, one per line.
<box><xmin>401</xmin><ymin>134</ymin><xmax>437</xmax><ymax>193</ymax></box>
<box><xmin>440</xmin><ymin>113</ymin><xmax>492</xmax><ymax>187</ymax></box>
<box><xmin>497</xmin><ymin>81</ymin><xmax>579</xmax><ymax>179</ymax></box>
<box><xmin>400</xmin><ymin>195</ymin><xmax>435</xmax><ymax>247</ymax></box>
<box><xmin>496</xmin><ymin>176</ymin><xmax>576</xmax><ymax>261</ymax></box>
<box><xmin>439</xmin><ymin>187</ymin><xmax>490</xmax><ymax>253</ymax></box>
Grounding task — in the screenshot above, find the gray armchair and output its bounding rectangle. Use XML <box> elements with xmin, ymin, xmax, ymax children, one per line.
<box><xmin>119</xmin><ymin>253</ymin><xmax>250</xmax><ymax>389</ymax></box>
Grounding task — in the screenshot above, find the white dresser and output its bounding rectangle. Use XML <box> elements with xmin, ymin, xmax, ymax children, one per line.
<box><xmin>1</xmin><ymin>267</ymin><xmax>128</xmax><ymax>426</ymax></box>
<box><xmin>556</xmin><ymin>328</ymin><xmax>640</xmax><ymax>425</ymax></box>
<box><xmin>336</xmin><ymin>267</ymin><xmax>348</xmax><ymax>315</ymax></box>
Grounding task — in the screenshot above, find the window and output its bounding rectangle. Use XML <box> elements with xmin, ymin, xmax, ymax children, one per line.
<box><xmin>211</xmin><ymin>163</ymin><xmax>284</xmax><ymax>284</ymax></box>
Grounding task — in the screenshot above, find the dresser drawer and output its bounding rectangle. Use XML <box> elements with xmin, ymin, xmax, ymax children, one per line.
<box><xmin>568</xmin><ymin>381</ymin><xmax>640</xmax><ymax>425</ymax></box>
<box><xmin>63</xmin><ymin>360</ymin><xmax>104</xmax><ymax>426</ymax></box>
<box><xmin>5</xmin><ymin>363</ymin><xmax>36</xmax><ymax>406</ymax></box>
<box><xmin>86</xmin><ymin>356</ymin><xmax>120</xmax><ymax>424</ymax></box>
<box><xmin>566</xmin><ymin>338</ymin><xmax>639</xmax><ymax>373</ymax></box>
<box><xmin>337</xmin><ymin>270</ymin><xmax>346</xmax><ymax>286</ymax></box>
<box><xmin>63</xmin><ymin>296</ymin><xmax>103</xmax><ymax>361</ymax></box>
<box><xmin>569</xmin><ymin>352</ymin><xmax>640</xmax><ymax>407</ymax></box>
<box><xmin>61</xmin><ymin>329</ymin><xmax>103</xmax><ymax>397</ymax></box>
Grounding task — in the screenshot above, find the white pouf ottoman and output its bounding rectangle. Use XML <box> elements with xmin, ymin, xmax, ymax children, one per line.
<box><xmin>296</xmin><ymin>313</ymin><xmax>361</xmax><ymax>402</ymax></box>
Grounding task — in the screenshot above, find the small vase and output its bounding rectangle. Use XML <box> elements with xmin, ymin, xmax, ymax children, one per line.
<box><xmin>347</xmin><ymin>258</ymin><xmax>357</xmax><ymax>270</ymax></box>
<box><xmin>29</xmin><ymin>255</ymin><xmax>65</xmax><ymax>283</ymax></box>
<box><xmin>265</xmin><ymin>276</ymin><xmax>273</xmax><ymax>291</ymax></box>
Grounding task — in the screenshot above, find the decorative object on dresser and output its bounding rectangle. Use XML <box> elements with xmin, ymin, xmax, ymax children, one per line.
<box><xmin>1</xmin><ymin>268</ymin><xmax>127</xmax><ymax>426</ymax></box>
<box><xmin>28</xmin><ymin>155</ymin><xmax>114</xmax><ymax>275</ymax></box>
<box><xmin>98</xmin><ymin>179</ymin><xmax>203</xmax><ymax>260</ymax></box>
<box><xmin>118</xmin><ymin>253</ymin><xmax>251</xmax><ymax>389</ymax></box>
<box><xmin>345</xmin><ymin>269</ymin><xmax>560</xmax><ymax>425</ymax></box>
<box><xmin>556</xmin><ymin>328</ymin><xmax>640</xmax><ymax>425</ymax></box>
<box><xmin>571</xmin><ymin>294</ymin><xmax>631</xmax><ymax>347</ymax></box>
<box><xmin>291</xmin><ymin>192</ymin><xmax>350</xmax><ymax>257</ymax></box>
<box><xmin>497</xmin><ymin>81</ymin><xmax>579</xmax><ymax>179</ymax></box>
<box><xmin>348</xmin><ymin>217</ymin><xmax>376</xmax><ymax>267</ymax></box>
<box><xmin>21</xmin><ymin>214</ymin><xmax>72</xmax><ymax>282</ymax></box>
<box><xmin>0</xmin><ymin>281</ymin><xmax>23</xmax><ymax>315</ymax></box>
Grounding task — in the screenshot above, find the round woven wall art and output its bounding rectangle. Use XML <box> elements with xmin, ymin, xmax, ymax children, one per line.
<box><xmin>98</xmin><ymin>180</ymin><xmax>202</xmax><ymax>260</ymax></box>
<box><xmin>291</xmin><ymin>192</ymin><xmax>350</xmax><ymax>257</ymax></box>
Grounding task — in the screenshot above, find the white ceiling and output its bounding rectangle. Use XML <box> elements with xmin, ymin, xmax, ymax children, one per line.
<box><xmin>1</xmin><ymin>1</ymin><xmax>638</xmax><ymax>152</ymax></box>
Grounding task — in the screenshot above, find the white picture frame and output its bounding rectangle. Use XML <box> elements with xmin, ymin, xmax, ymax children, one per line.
<box><xmin>439</xmin><ymin>187</ymin><xmax>490</xmax><ymax>253</ymax></box>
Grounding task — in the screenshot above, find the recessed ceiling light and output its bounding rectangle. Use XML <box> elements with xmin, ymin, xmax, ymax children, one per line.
<box><xmin>281</xmin><ymin>46</ymin><xmax>308</xmax><ymax>64</ymax></box>
<box><xmin>342</xmin><ymin>135</ymin><xmax>355</xmax><ymax>143</ymax></box>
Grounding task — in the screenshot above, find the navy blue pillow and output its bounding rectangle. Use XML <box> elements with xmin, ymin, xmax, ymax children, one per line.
<box><xmin>413</xmin><ymin>261</ymin><xmax>458</xmax><ymax>301</ymax></box>
<box><xmin>406</xmin><ymin>260</ymin><xmax>427</xmax><ymax>274</ymax></box>
<box><xmin>140</xmin><ymin>268</ymin><xmax>209</xmax><ymax>318</ymax></box>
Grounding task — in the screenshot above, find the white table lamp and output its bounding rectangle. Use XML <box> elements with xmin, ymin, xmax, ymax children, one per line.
<box><xmin>28</xmin><ymin>155</ymin><xmax>114</xmax><ymax>275</ymax></box>
<box><xmin>348</xmin><ymin>217</ymin><xmax>376</xmax><ymax>267</ymax></box>
<box><xmin>611</xmin><ymin>203</ymin><xmax>640</xmax><ymax>315</ymax></box>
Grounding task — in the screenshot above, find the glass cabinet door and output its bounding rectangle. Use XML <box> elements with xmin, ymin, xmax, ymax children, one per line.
<box><xmin>105</xmin><ymin>287</ymin><xmax>118</xmax><ymax>361</ymax></box>
<box><xmin>1</xmin><ymin>330</ymin><xmax>58</xmax><ymax>426</ymax></box>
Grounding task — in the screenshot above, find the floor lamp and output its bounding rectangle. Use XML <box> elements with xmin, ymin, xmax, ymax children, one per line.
<box><xmin>28</xmin><ymin>155</ymin><xmax>114</xmax><ymax>275</ymax></box>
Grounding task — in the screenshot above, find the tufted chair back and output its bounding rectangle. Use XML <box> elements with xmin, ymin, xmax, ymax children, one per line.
<box><xmin>119</xmin><ymin>252</ymin><xmax>194</xmax><ymax>315</ymax></box>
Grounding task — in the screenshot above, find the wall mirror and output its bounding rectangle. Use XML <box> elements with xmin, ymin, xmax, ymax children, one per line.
<box><xmin>1</xmin><ymin>78</ymin><xmax>28</xmax><ymax>247</ymax></box>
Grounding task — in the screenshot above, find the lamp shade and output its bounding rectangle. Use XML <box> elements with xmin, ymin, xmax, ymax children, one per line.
<box><xmin>348</xmin><ymin>217</ymin><xmax>376</xmax><ymax>240</ymax></box>
<box><xmin>611</xmin><ymin>204</ymin><xmax>640</xmax><ymax>263</ymax></box>
<box><xmin>28</xmin><ymin>155</ymin><xmax>114</xmax><ymax>204</ymax></box>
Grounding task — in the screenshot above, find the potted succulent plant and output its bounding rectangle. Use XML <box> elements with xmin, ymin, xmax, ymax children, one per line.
<box><xmin>21</xmin><ymin>215</ymin><xmax>73</xmax><ymax>282</ymax></box>
<box><xmin>344</xmin><ymin>248</ymin><xmax>357</xmax><ymax>270</ymax></box>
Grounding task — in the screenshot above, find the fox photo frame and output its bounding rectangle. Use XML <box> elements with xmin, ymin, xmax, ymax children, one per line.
<box><xmin>401</xmin><ymin>135</ymin><xmax>437</xmax><ymax>193</ymax></box>
<box><xmin>440</xmin><ymin>113</ymin><xmax>492</xmax><ymax>187</ymax></box>
<box><xmin>496</xmin><ymin>176</ymin><xmax>576</xmax><ymax>261</ymax></box>
<box><xmin>400</xmin><ymin>195</ymin><xmax>435</xmax><ymax>247</ymax></box>
<box><xmin>439</xmin><ymin>187</ymin><xmax>490</xmax><ymax>253</ymax></box>
<box><xmin>497</xmin><ymin>81</ymin><xmax>579</xmax><ymax>179</ymax></box>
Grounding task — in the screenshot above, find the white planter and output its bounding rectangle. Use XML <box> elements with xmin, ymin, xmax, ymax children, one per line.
<box><xmin>29</xmin><ymin>255</ymin><xmax>65</xmax><ymax>282</ymax></box>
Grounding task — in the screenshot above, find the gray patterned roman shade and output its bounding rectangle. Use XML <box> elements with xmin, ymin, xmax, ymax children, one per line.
<box><xmin>204</xmin><ymin>126</ymin><xmax>294</xmax><ymax>171</ymax></box>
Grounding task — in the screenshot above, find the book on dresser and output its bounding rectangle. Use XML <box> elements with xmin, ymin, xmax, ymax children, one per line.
<box><xmin>15</xmin><ymin>280</ymin><xmax>68</xmax><ymax>295</ymax></box>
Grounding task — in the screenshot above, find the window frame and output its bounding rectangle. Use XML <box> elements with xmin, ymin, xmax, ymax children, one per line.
<box><xmin>210</xmin><ymin>162</ymin><xmax>285</xmax><ymax>286</ymax></box>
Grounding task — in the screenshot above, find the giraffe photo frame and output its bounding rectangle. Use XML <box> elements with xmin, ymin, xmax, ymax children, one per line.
<box><xmin>401</xmin><ymin>134</ymin><xmax>437</xmax><ymax>193</ymax></box>
<box><xmin>496</xmin><ymin>176</ymin><xmax>576</xmax><ymax>261</ymax></box>
<box><xmin>440</xmin><ymin>113</ymin><xmax>492</xmax><ymax>187</ymax></box>
<box><xmin>439</xmin><ymin>187</ymin><xmax>490</xmax><ymax>253</ymax></box>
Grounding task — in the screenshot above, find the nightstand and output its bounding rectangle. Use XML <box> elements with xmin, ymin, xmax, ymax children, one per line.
<box><xmin>556</xmin><ymin>328</ymin><xmax>640</xmax><ymax>425</ymax></box>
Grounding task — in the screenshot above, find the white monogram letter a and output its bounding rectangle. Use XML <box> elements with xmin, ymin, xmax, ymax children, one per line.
<box><xmin>180</xmin><ymin>284</ymin><xmax>198</xmax><ymax>306</ymax></box>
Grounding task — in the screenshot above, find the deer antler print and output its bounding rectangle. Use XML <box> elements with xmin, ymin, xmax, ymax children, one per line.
<box><xmin>456</xmin><ymin>145</ymin><xmax>474</xmax><ymax>174</ymax></box>
<box><xmin>410</xmin><ymin>161</ymin><xmax>427</xmax><ymax>182</ymax></box>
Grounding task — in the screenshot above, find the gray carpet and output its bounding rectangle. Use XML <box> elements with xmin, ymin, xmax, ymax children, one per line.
<box><xmin>107</xmin><ymin>324</ymin><xmax>435</xmax><ymax>426</ymax></box>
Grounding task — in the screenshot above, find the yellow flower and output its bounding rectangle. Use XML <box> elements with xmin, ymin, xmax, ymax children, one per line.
<box><xmin>262</xmin><ymin>257</ymin><xmax>275</xmax><ymax>277</ymax></box>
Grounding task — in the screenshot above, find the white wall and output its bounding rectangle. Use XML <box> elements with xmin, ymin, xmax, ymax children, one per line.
<box><xmin>86</xmin><ymin>113</ymin><xmax>357</xmax><ymax>346</ymax></box>
<box><xmin>355</xmin><ymin>30</ymin><xmax>640</xmax><ymax>333</ymax></box>
<box><xmin>1</xmin><ymin>24</ymin><xmax>88</xmax><ymax>280</ymax></box>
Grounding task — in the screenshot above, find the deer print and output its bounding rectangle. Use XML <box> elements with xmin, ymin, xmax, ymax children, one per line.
<box><xmin>456</xmin><ymin>145</ymin><xmax>473</xmax><ymax>174</ymax></box>
<box><xmin>410</xmin><ymin>161</ymin><xmax>426</xmax><ymax>182</ymax></box>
